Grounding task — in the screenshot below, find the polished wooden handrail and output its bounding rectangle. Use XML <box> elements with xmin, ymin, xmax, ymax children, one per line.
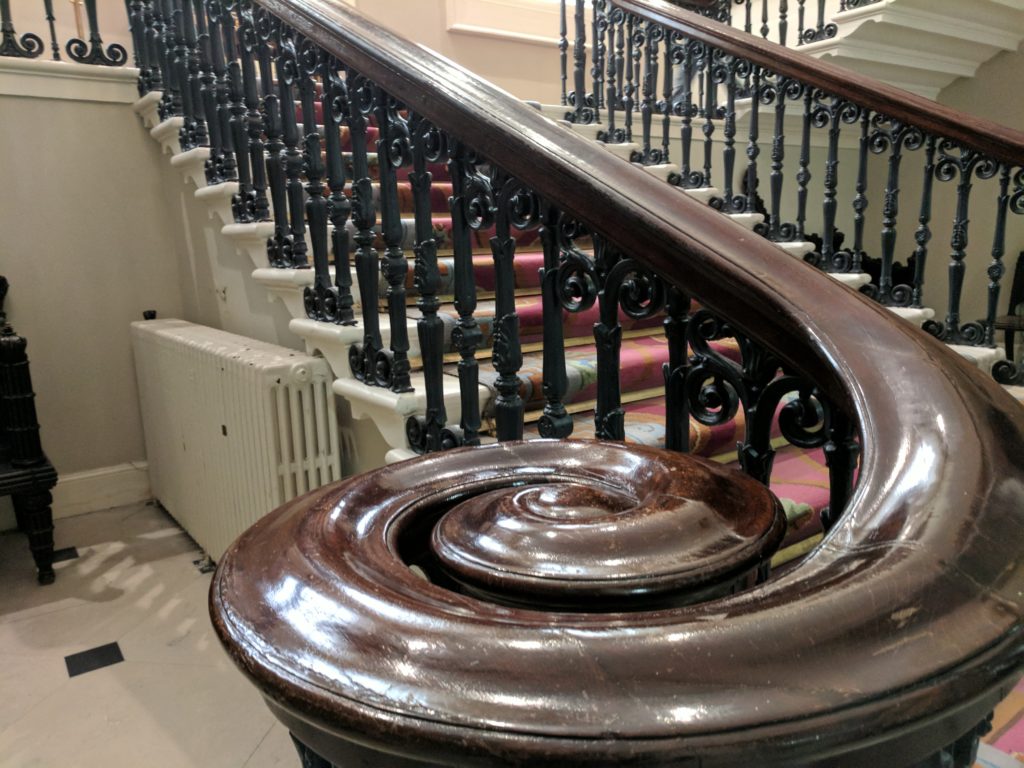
<box><xmin>619</xmin><ymin>0</ymin><xmax>1024</xmax><ymax>167</ymax></box>
<box><xmin>214</xmin><ymin>1</ymin><xmax>1024</xmax><ymax>764</ymax></box>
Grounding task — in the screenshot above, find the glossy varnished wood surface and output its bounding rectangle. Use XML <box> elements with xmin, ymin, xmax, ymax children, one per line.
<box><xmin>211</xmin><ymin>1</ymin><xmax>1024</xmax><ymax>765</ymax></box>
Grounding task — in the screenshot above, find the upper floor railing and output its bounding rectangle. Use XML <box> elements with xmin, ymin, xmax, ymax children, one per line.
<box><xmin>0</xmin><ymin>0</ymin><xmax>127</xmax><ymax>65</ymax></box>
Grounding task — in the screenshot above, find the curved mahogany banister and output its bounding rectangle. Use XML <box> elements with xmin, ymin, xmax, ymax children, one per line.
<box><xmin>213</xmin><ymin>0</ymin><xmax>1024</xmax><ymax>764</ymax></box>
<box><xmin>619</xmin><ymin>0</ymin><xmax>1024</xmax><ymax>167</ymax></box>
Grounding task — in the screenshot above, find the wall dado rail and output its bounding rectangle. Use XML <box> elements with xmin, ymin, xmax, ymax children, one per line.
<box><xmin>195</xmin><ymin>1</ymin><xmax>1024</xmax><ymax>768</ymax></box>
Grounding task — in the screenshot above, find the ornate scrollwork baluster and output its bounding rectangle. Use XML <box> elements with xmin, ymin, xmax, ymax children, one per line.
<box><xmin>66</xmin><ymin>0</ymin><xmax>127</xmax><ymax>65</ymax></box>
<box><xmin>711</xmin><ymin>51</ymin><xmax>740</xmax><ymax>210</ymax></box>
<box><xmin>672</xmin><ymin>40</ymin><xmax>703</xmax><ymax>189</ymax></box>
<box><xmin>489</xmin><ymin>173</ymin><xmax>538</xmax><ymax>441</ymax></box>
<box><xmin>701</xmin><ymin>46</ymin><xmax>719</xmax><ymax>191</ymax></box>
<box><xmin>566</xmin><ymin>0</ymin><xmax>596</xmax><ymax>124</ymax></box>
<box><xmin>600</xmin><ymin>8</ymin><xmax>626</xmax><ymax>144</ymax></box>
<box><xmin>983</xmin><ymin>166</ymin><xmax>1013</xmax><ymax>347</ymax></box>
<box><xmin>795</xmin><ymin>86</ymin><xmax>813</xmax><ymax>240</ymax></box>
<box><xmin>299</xmin><ymin>42</ymin><xmax>331</xmax><ymax>323</ymax></box>
<box><xmin>910</xmin><ymin>136</ymin><xmax>938</xmax><ymax>308</ymax></box>
<box><xmin>632</xmin><ymin>21</ymin><xmax>662</xmax><ymax>164</ymax></box>
<box><xmin>802</xmin><ymin>0</ymin><xmax>837</xmax><ymax>44</ymax></box>
<box><xmin>210</xmin><ymin>0</ymin><xmax>236</xmax><ymax>182</ymax></box>
<box><xmin>181</xmin><ymin>0</ymin><xmax>208</xmax><ymax>148</ymax></box>
<box><xmin>663</xmin><ymin>287</ymin><xmax>691</xmax><ymax>453</ymax></box>
<box><xmin>778</xmin><ymin>0</ymin><xmax>789</xmax><ymax>46</ymax></box>
<box><xmin>660</xmin><ymin>24</ymin><xmax>673</xmax><ymax>163</ymax></box>
<box><xmin>156</xmin><ymin>0</ymin><xmax>181</xmax><ymax>120</ymax></box>
<box><xmin>314</xmin><ymin>57</ymin><xmax>354</xmax><ymax>326</ymax></box>
<box><xmin>198</xmin><ymin>1</ymin><xmax>224</xmax><ymax>179</ymax></box>
<box><xmin>814</xmin><ymin>93</ymin><xmax>861</xmax><ymax>272</ymax></box>
<box><xmin>222</xmin><ymin>1</ymin><xmax>253</xmax><ymax>221</ymax></box>
<box><xmin>237</xmin><ymin>1</ymin><xmax>265</xmax><ymax>219</ymax></box>
<box><xmin>537</xmin><ymin>205</ymin><xmax>573</xmax><ymax>440</ymax></box>
<box><xmin>128</xmin><ymin>1</ymin><xmax>150</xmax><ymax>91</ymax></box>
<box><xmin>993</xmin><ymin>171</ymin><xmax>1024</xmax><ymax>384</ymax></box>
<box><xmin>171</xmin><ymin>0</ymin><xmax>195</xmax><ymax>149</ymax></box>
<box><xmin>346</xmin><ymin>71</ymin><xmax>383</xmax><ymax>382</ymax></box>
<box><xmin>622</xmin><ymin>13</ymin><xmax>635</xmax><ymax>144</ymax></box>
<box><xmin>559</xmin><ymin>0</ymin><xmax>568</xmax><ymax>107</ymax></box>
<box><xmin>797</xmin><ymin>0</ymin><xmax>807</xmax><ymax>45</ymax></box>
<box><xmin>925</xmin><ymin>142</ymin><xmax>999</xmax><ymax>345</ymax></box>
<box><xmin>592</xmin><ymin>0</ymin><xmax>606</xmax><ymax>117</ymax></box>
<box><xmin>821</xmin><ymin>409</ymin><xmax>859</xmax><ymax>533</ymax></box>
<box><xmin>255</xmin><ymin>10</ymin><xmax>288</xmax><ymax>264</ymax></box>
<box><xmin>406</xmin><ymin>118</ymin><xmax>449</xmax><ymax>454</ymax></box>
<box><xmin>867</xmin><ymin>118</ymin><xmax>924</xmax><ymax>305</ymax></box>
<box><xmin>43</xmin><ymin>0</ymin><xmax>59</xmax><ymax>61</ymax></box>
<box><xmin>277</xmin><ymin>26</ymin><xmax>306</xmax><ymax>268</ymax></box>
<box><xmin>447</xmin><ymin>142</ymin><xmax>488</xmax><ymax>447</ymax></box>
<box><xmin>844</xmin><ymin>110</ymin><xmax>871</xmax><ymax>276</ymax></box>
<box><xmin>144</xmin><ymin>0</ymin><xmax>165</xmax><ymax>93</ymax></box>
<box><xmin>768</xmin><ymin>76</ymin><xmax>802</xmax><ymax>241</ymax></box>
<box><xmin>374</xmin><ymin>89</ymin><xmax>413</xmax><ymax>392</ymax></box>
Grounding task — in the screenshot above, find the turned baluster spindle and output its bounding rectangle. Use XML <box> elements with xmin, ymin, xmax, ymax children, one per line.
<box><xmin>742</xmin><ymin>0</ymin><xmax>752</xmax><ymax>35</ymax></box>
<box><xmin>300</xmin><ymin>43</ymin><xmax>331</xmax><ymax>322</ymax></box>
<box><xmin>572</xmin><ymin>0</ymin><xmax>587</xmax><ymax>122</ymax></box>
<box><xmin>822</xmin><ymin>409</ymin><xmax>860</xmax><ymax>533</ymax></box>
<box><xmin>848</xmin><ymin>110</ymin><xmax>870</xmax><ymax>276</ymax></box>
<box><xmin>677</xmin><ymin>40</ymin><xmax>697</xmax><ymax>188</ymax></box>
<box><xmin>43</xmin><ymin>0</ymin><xmax>59</xmax><ymax>60</ymax></box>
<box><xmin>488</xmin><ymin>173</ymin><xmax>528</xmax><ymax>442</ymax></box>
<box><xmin>128</xmin><ymin>1</ymin><xmax>149</xmax><ymax>90</ymax></box>
<box><xmin>155</xmin><ymin>0</ymin><xmax>179</xmax><ymax>119</ymax></box>
<box><xmin>603</xmin><ymin>9</ymin><xmax>621</xmax><ymax>143</ymax></box>
<box><xmin>225</xmin><ymin>2</ymin><xmax>253</xmax><ymax>221</ymax></box>
<box><xmin>276</xmin><ymin>29</ymin><xmax>306</xmax><ymax>268</ymax></box>
<box><xmin>197</xmin><ymin>1</ymin><xmax>224</xmax><ymax>182</ymax></box>
<box><xmin>910</xmin><ymin>136</ymin><xmax>937</xmax><ymax>308</ymax></box>
<box><xmin>321</xmin><ymin>59</ymin><xmax>354</xmax><ymax>325</ymax></box>
<box><xmin>795</xmin><ymin>87</ymin><xmax>813</xmax><ymax>240</ymax></box>
<box><xmin>768</xmin><ymin>77</ymin><xmax>794</xmax><ymax>241</ymax></box>
<box><xmin>622</xmin><ymin>12</ymin><xmax>634</xmax><ymax>143</ymax></box>
<box><xmin>778</xmin><ymin>0</ymin><xmax>789</xmax><ymax>47</ymax></box>
<box><xmin>237</xmin><ymin>1</ymin><xmax>265</xmax><ymax>219</ymax></box>
<box><xmin>447</xmin><ymin>143</ymin><xmax>485</xmax><ymax>447</ymax></box>
<box><xmin>876</xmin><ymin>122</ymin><xmax>922</xmax><ymax>305</ymax></box>
<box><xmin>592</xmin><ymin>0</ymin><xmax>606</xmax><ymax>116</ymax></box>
<box><xmin>537</xmin><ymin>205</ymin><xmax>572</xmax><ymax>440</ymax></box>
<box><xmin>171</xmin><ymin>0</ymin><xmax>195</xmax><ymax>150</ymax></box>
<box><xmin>716</xmin><ymin>55</ymin><xmax>739</xmax><ymax>209</ymax></box>
<box><xmin>208</xmin><ymin>1</ymin><xmax>237</xmax><ymax>183</ymax></box>
<box><xmin>797</xmin><ymin>0</ymin><xmax>806</xmax><ymax>45</ymax></box>
<box><xmin>818</xmin><ymin>96</ymin><xmax>849</xmax><ymax>272</ymax></box>
<box><xmin>559</xmin><ymin>0</ymin><xmax>568</xmax><ymax>106</ymax></box>
<box><xmin>636</xmin><ymin>21</ymin><xmax>658</xmax><ymax>163</ymax></box>
<box><xmin>663</xmin><ymin>287</ymin><xmax>691</xmax><ymax>453</ymax></box>
<box><xmin>374</xmin><ymin>90</ymin><xmax>413</xmax><ymax>393</ymax></box>
<box><xmin>144</xmin><ymin>0</ymin><xmax>164</xmax><ymax>92</ymax></box>
<box><xmin>701</xmin><ymin>47</ymin><xmax>716</xmax><ymax>190</ymax></box>
<box><xmin>760</xmin><ymin>0</ymin><xmax>770</xmax><ymax>39</ymax></box>
<box><xmin>593</xmin><ymin>239</ymin><xmax>626</xmax><ymax>441</ymax></box>
<box><xmin>660</xmin><ymin>29</ymin><xmax>672</xmax><ymax>163</ymax></box>
<box><xmin>256</xmin><ymin>14</ymin><xmax>288</xmax><ymax>264</ymax></box>
<box><xmin>346</xmin><ymin>73</ymin><xmax>383</xmax><ymax>383</ymax></box>
<box><xmin>741</xmin><ymin>66</ymin><xmax>762</xmax><ymax>215</ymax></box>
<box><xmin>182</xmin><ymin>0</ymin><xmax>208</xmax><ymax>147</ymax></box>
<box><xmin>407</xmin><ymin>117</ymin><xmax>447</xmax><ymax>453</ymax></box>
<box><xmin>984</xmin><ymin>167</ymin><xmax>1013</xmax><ymax>347</ymax></box>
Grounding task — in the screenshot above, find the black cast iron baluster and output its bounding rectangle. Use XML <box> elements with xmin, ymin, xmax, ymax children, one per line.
<box><xmin>701</xmin><ymin>46</ymin><xmax>718</xmax><ymax>190</ymax></box>
<box><xmin>567</xmin><ymin>0</ymin><xmax>594</xmax><ymax>124</ymax></box>
<box><xmin>128</xmin><ymin>1</ymin><xmax>149</xmax><ymax>91</ymax></box>
<box><xmin>613</xmin><ymin>5</ymin><xmax>626</xmax><ymax>109</ymax></box>
<box><xmin>926</xmin><ymin>142</ymin><xmax>1000</xmax><ymax>345</ymax></box>
<box><xmin>559</xmin><ymin>0</ymin><xmax>568</xmax><ymax>107</ymax></box>
<box><xmin>489</xmin><ymin>173</ymin><xmax>537</xmax><ymax>442</ymax></box>
<box><xmin>795</xmin><ymin>86</ymin><xmax>813</xmax><ymax>240</ymax></box>
<box><xmin>592</xmin><ymin>0</ymin><xmax>606</xmax><ymax>116</ymax></box>
<box><xmin>711</xmin><ymin>51</ymin><xmax>740</xmax><ymax>210</ymax></box>
<box><xmin>814</xmin><ymin>94</ymin><xmax>860</xmax><ymax>272</ymax></box>
<box><xmin>171</xmin><ymin>0</ymin><xmax>194</xmax><ymax>150</ymax></box>
<box><xmin>198</xmin><ymin>1</ymin><xmax>224</xmax><ymax>180</ymax></box>
<box><xmin>622</xmin><ymin>13</ymin><xmax>635</xmax><ymax>143</ymax></box>
<box><xmin>659</xmin><ymin>29</ymin><xmax>673</xmax><ymax>163</ymax></box>
<box><xmin>994</xmin><ymin>171</ymin><xmax>1024</xmax><ymax>385</ymax></box>
<box><xmin>673</xmin><ymin>40</ymin><xmax>702</xmax><ymax>189</ymax></box>
<box><xmin>182</xmin><ymin>0</ymin><xmax>208</xmax><ymax>148</ymax></box>
<box><xmin>802</xmin><ymin>0</ymin><xmax>837</xmax><ymax>44</ymax></box>
<box><xmin>845</xmin><ymin>110</ymin><xmax>871</xmax><ymax>276</ymax></box>
<box><xmin>869</xmin><ymin>118</ymin><xmax>924</xmax><ymax>305</ymax></box>
<box><xmin>768</xmin><ymin>77</ymin><xmax>802</xmax><ymax>241</ymax></box>
<box><xmin>316</xmin><ymin>56</ymin><xmax>353</xmax><ymax>325</ymax></box>
<box><xmin>741</xmin><ymin>0</ymin><xmax>752</xmax><ymax>34</ymax></box>
<box><xmin>631</xmin><ymin>18</ymin><xmax>645</xmax><ymax>141</ymax></box>
<box><xmin>910</xmin><ymin>135</ymin><xmax>937</xmax><ymax>308</ymax></box>
<box><xmin>537</xmin><ymin>205</ymin><xmax>573</xmax><ymax>440</ymax></box>
<box><xmin>208</xmin><ymin>0</ymin><xmax>237</xmax><ymax>184</ymax></box>
<box><xmin>600</xmin><ymin>7</ymin><xmax>626</xmax><ymax>144</ymax></box>
<box><xmin>145</xmin><ymin>0</ymin><xmax>165</xmax><ymax>94</ymax></box>
<box><xmin>256</xmin><ymin>11</ymin><xmax>288</xmax><ymax>265</ymax></box>
<box><xmin>405</xmin><ymin>117</ymin><xmax>449</xmax><ymax>454</ymax></box>
<box><xmin>66</xmin><ymin>0</ymin><xmax>127</xmax><ymax>65</ymax></box>
<box><xmin>276</xmin><ymin>26</ymin><xmax>306</xmax><ymax>268</ymax></box>
<box><xmin>778</xmin><ymin>0</ymin><xmax>789</xmax><ymax>46</ymax></box>
<box><xmin>225</xmin><ymin>1</ymin><xmax>253</xmax><ymax>221</ymax></box>
<box><xmin>43</xmin><ymin>0</ymin><xmax>59</xmax><ymax>60</ymax></box>
<box><xmin>983</xmin><ymin>166</ymin><xmax>1013</xmax><ymax>347</ymax></box>
<box><xmin>156</xmin><ymin>0</ymin><xmax>180</xmax><ymax>120</ymax></box>
<box><xmin>760</xmin><ymin>0</ymin><xmax>770</xmax><ymax>39</ymax></box>
<box><xmin>662</xmin><ymin>287</ymin><xmax>691</xmax><ymax>453</ymax></box>
<box><xmin>632</xmin><ymin>20</ymin><xmax>661</xmax><ymax>164</ymax></box>
<box><xmin>821</xmin><ymin>408</ymin><xmax>859</xmax><ymax>533</ymax></box>
<box><xmin>447</xmin><ymin>142</ymin><xmax>488</xmax><ymax>447</ymax></box>
<box><xmin>374</xmin><ymin>89</ymin><xmax>413</xmax><ymax>393</ymax></box>
<box><xmin>237</xmin><ymin>0</ymin><xmax>265</xmax><ymax>219</ymax></box>
<box><xmin>300</xmin><ymin>41</ymin><xmax>330</xmax><ymax>323</ymax></box>
<box><xmin>797</xmin><ymin>0</ymin><xmax>806</xmax><ymax>45</ymax></box>
<box><xmin>346</xmin><ymin>72</ymin><xmax>384</xmax><ymax>383</ymax></box>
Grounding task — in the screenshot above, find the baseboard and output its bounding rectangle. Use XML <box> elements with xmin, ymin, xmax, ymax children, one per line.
<box><xmin>50</xmin><ymin>462</ymin><xmax>152</xmax><ymax>521</ymax></box>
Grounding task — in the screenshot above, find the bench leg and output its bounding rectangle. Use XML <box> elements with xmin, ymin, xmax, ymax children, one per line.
<box><xmin>13</xmin><ymin>490</ymin><xmax>55</xmax><ymax>585</ymax></box>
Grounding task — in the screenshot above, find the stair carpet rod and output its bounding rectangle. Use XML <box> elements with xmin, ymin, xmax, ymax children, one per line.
<box><xmin>128</xmin><ymin>0</ymin><xmax>858</xmax><ymax>523</ymax></box>
<box><xmin>559</xmin><ymin>0</ymin><xmax>1024</xmax><ymax>382</ymax></box>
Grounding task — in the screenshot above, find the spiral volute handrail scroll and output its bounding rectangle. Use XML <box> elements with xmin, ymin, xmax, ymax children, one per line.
<box><xmin>211</xmin><ymin>0</ymin><xmax>1024</xmax><ymax>766</ymax></box>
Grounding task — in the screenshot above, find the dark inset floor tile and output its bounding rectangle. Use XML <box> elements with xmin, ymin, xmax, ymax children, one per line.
<box><xmin>65</xmin><ymin>642</ymin><xmax>124</xmax><ymax>678</ymax></box>
<box><xmin>52</xmin><ymin>546</ymin><xmax>79</xmax><ymax>563</ymax></box>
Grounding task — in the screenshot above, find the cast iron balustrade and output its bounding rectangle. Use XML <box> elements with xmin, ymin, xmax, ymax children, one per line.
<box><xmin>119</xmin><ymin>0</ymin><xmax>1024</xmax><ymax>765</ymax></box>
<box><xmin>1</xmin><ymin>0</ymin><xmax>126</xmax><ymax>64</ymax></box>
<box><xmin>564</xmin><ymin>0</ymin><xmax>1024</xmax><ymax>384</ymax></box>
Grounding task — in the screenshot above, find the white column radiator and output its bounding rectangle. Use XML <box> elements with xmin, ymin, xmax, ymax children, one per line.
<box><xmin>131</xmin><ymin>319</ymin><xmax>342</xmax><ymax>560</ymax></box>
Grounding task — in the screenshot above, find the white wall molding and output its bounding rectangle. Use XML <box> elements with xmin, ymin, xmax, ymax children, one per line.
<box><xmin>51</xmin><ymin>462</ymin><xmax>152</xmax><ymax>520</ymax></box>
<box><xmin>446</xmin><ymin>0</ymin><xmax>573</xmax><ymax>47</ymax></box>
<box><xmin>0</xmin><ymin>58</ymin><xmax>139</xmax><ymax>103</ymax></box>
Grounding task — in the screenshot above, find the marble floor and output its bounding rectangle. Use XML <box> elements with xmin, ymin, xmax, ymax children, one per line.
<box><xmin>0</xmin><ymin>501</ymin><xmax>1021</xmax><ymax>768</ymax></box>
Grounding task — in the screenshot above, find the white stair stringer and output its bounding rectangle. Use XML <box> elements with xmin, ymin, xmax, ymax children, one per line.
<box><xmin>801</xmin><ymin>0</ymin><xmax>1024</xmax><ymax>100</ymax></box>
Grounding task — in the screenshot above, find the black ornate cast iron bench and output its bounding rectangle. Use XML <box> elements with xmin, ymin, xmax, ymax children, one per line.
<box><xmin>0</xmin><ymin>277</ymin><xmax>57</xmax><ymax>584</ymax></box>
<box><xmin>204</xmin><ymin>1</ymin><xmax>1024</xmax><ymax>766</ymax></box>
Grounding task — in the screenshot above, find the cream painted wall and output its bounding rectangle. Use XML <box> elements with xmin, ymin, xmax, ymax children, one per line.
<box><xmin>0</xmin><ymin>94</ymin><xmax>183</xmax><ymax>479</ymax></box>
